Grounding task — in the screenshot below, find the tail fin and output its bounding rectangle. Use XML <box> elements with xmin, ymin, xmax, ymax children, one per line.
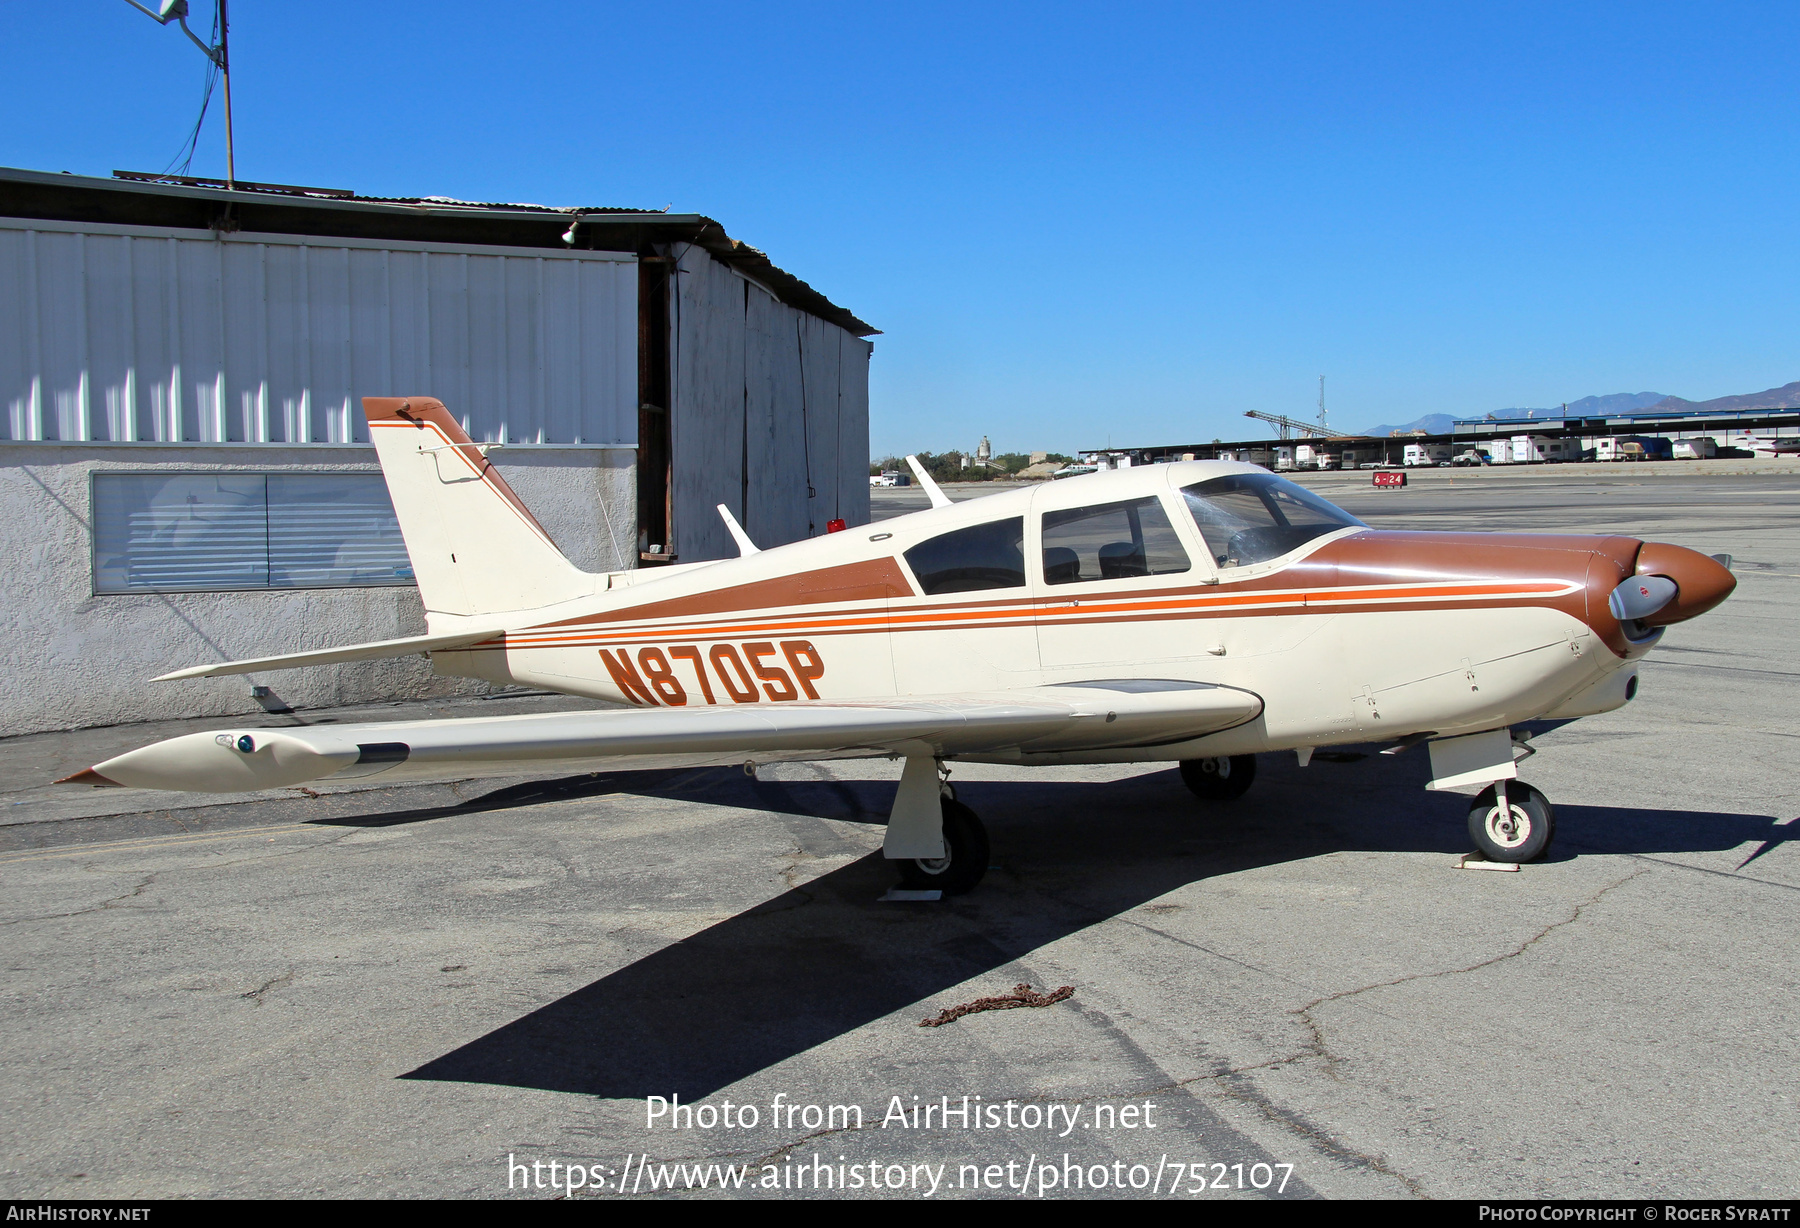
<box><xmin>364</xmin><ymin>397</ymin><xmax>595</xmax><ymax>618</ymax></box>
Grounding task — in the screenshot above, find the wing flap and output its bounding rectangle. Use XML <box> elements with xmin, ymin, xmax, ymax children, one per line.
<box><xmin>77</xmin><ymin>682</ymin><xmax>1262</xmax><ymax>793</ymax></box>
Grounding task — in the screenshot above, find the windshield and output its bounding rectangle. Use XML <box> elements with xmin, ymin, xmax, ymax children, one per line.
<box><xmin>1180</xmin><ymin>473</ymin><xmax>1364</xmax><ymax>569</ymax></box>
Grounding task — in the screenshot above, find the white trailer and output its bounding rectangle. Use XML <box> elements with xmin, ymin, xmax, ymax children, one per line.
<box><xmin>1672</xmin><ymin>438</ymin><xmax>1716</xmax><ymax>460</ymax></box>
<box><xmin>1510</xmin><ymin>434</ymin><xmax>1562</xmax><ymax>463</ymax></box>
<box><xmin>1404</xmin><ymin>443</ymin><xmax>1452</xmax><ymax>466</ymax></box>
<box><xmin>1486</xmin><ymin>439</ymin><xmax>1516</xmax><ymax>464</ymax></box>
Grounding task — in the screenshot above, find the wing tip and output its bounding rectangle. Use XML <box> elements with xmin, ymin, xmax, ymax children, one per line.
<box><xmin>55</xmin><ymin>768</ymin><xmax>122</xmax><ymax>787</ymax></box>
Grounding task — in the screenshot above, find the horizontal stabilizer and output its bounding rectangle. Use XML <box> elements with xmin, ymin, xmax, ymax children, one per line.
<box><xmin>76</xmin><ymin>681</ymin><xmax>1262</xmax><ymax>792</ymax></box>
<box><xmin>152</xmin><ymin>629</ymin><xmax>506</xmax><ymax>681</ymax></box>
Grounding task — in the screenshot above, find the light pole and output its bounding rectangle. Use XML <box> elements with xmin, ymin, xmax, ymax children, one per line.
<box><xmin>122</xmin><ymin>0</ymin><xmax>234</xmax><ymax>189</ymax></box>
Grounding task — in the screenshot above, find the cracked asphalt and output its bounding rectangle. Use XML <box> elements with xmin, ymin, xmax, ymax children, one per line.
<box><xmin>1</xmin><ymin>470</ymin><xmax>1797</xmax><ymax>1199</ymax></box>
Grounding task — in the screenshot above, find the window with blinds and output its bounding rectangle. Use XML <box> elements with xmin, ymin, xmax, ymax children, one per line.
<box><xmin>92</xmin><ymin>473</ymin><xmax>414</xmax><ymax>593</ymax></box>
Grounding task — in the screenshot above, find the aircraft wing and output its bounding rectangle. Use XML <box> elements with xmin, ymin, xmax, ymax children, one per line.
<box><xmin>66</xmin><ymin>680</ymin><xmax>1261</xmax><ymax>793</ymax></box>
<box><xmin>150</xmin><ymin>629</ymin><xmax>508</xmax><ymax>681</ymax></box>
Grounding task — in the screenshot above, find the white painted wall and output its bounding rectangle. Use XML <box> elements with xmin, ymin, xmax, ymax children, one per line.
<box><xmin>0</xmin><ymin>445</ymin><xmax>634</xmax><ymax>737</ymax></box>
<box><xmin>670</xmin><ymin>243</ymin><xmax>871</xmax><ymax>562</ymax></box>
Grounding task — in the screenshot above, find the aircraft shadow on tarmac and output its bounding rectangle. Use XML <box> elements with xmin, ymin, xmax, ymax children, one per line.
<box><xmin>390</xmin><ymin>752</ymin><xmax>1795</xmax><ymax>1102</ymax></box>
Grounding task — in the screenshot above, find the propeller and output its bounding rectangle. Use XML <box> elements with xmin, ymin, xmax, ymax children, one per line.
<box><xmin>1609</xmin><ymin>574</ymin><xmax>1678</xmax><ymax>622</ymax></box>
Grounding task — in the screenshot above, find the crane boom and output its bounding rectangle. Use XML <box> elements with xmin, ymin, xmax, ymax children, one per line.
<box><xmin>1243</xmin><ymin>409</ymin><xmax>1332</xmax><ymax>438</ymax></box>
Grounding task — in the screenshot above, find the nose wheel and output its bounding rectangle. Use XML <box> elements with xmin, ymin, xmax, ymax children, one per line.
<box><xmin>1180</xmin><ymin>754</ymin><xmax>1257</xmax><ymax>800</ymax></box>
<box><xmin>896</xmin><ymin>797</ymin><xmax>990</xmax><ymax>895</ymax></box>
<box><xmin>1468</xmin><ymin>781</ymin><xmax>1555</xmax><ymax>863</ymax></box>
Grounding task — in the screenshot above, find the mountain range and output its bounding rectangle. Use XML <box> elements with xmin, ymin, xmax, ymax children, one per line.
<box><xmin>1358</xmin><ymin>382</ymin><xmax>1800</xmax><ymax>436</ymax></box>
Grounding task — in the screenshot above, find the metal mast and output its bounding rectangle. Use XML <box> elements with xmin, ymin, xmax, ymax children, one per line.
<box><xmin>219</xmin><ymin>0</ymin><xmax>234</xmax><ymax>188</ymax></box>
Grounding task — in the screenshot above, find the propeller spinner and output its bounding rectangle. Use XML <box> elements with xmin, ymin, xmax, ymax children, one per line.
<box><xmin>1608</xmin><ymin>574</ymin><xmax>1678</xmax><ymax>622</ymax></box>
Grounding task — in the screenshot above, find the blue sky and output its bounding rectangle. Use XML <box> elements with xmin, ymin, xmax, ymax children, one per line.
<box><xmin>4</xmin><ymin>2</ymin><xmax>1798</xmax><ymax>456</ymax></box>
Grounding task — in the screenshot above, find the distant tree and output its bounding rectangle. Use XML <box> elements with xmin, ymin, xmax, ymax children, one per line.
<box><xmin>872</xmin><ymin>450</ymin><xmax>1074</xmax><ymax>481</ymax></box>
<box><xmin>912</xmin><ymin>451</ymin><xmax>968</xmax><ymax>482</ymax></box>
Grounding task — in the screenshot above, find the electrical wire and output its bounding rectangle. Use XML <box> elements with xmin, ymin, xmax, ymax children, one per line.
<box><xmin>162</xmin><ymin>3</ymin><xmax>221</xmax><ymax>176</ymax></box>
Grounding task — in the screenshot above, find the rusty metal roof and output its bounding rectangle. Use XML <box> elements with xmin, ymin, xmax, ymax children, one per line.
<box><xmin>1</xmin><ymin>166</ymin><xmax>877</xmax><ymax>336</ymax></box>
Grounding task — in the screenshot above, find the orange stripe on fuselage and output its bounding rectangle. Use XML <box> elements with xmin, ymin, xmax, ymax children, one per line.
<box><xmin>463</xmin><ymin>579</ymin><xmax>1576</xmax><ymax>653</ymax></box>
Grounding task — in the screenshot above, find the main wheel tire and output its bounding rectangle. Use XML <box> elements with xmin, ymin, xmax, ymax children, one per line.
<box><xmin>896</xmin><ymin>797</ymin><xmax>990</xmax><ymax>895</ymax></box>
<box><xmin>1467</xmin><ymin>782</ymin><xmax>1555</xmax><ymax>863</ymax></box>
<box><xmin>1179</xmin><ymin>754</ymin><xmax>1257</xmax><ymax>800</ymax></box>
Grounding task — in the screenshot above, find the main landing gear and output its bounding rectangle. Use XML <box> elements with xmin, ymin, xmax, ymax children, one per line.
<box><xmin>1180</xmin><ymin>754</ymin><xmax>1257</xmax><ymax>800</ymax></box>
<box><xmin>1467</xmin><ymin>780</ymin><xmax>1555</xmax><ymax>864</ymax></box>
<box><xmin>895</xmin><ymin>796</ymin><xmax>990</xmax><ymax>895</ymax></box>
<box><xmin>885</xmin><ymin>758</ymin><xmax>990</xmax><ymax>895</ymax></box>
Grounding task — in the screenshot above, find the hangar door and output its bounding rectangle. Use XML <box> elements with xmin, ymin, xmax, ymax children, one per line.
<box><xmin>0</xmin><ymin>219</ymin><xmax>637</xmax><ymax>447</ymax></box>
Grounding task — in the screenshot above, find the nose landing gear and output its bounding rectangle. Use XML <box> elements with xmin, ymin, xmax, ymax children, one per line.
<box><xmin>1467</xmin><ymin>780</ymin><xmax>1555</xmax><ymax>863</ymax></box>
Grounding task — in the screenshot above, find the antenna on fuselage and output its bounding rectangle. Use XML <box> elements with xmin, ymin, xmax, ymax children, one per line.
<box><xmin>905</xmin><ymin>455</ymin><xmax>953</xmax><ymax>509</ymax></box>
<box><xmin>716</xmin><ymin>504</ymin><xmax>760</xmax><ymax>556</ymax></box>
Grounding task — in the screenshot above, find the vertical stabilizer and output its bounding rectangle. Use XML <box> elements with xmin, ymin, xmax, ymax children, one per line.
<box><xmin>364</xmin><ymin>397</ymin><xmax>595</xmax><ymax>618</ymax></box>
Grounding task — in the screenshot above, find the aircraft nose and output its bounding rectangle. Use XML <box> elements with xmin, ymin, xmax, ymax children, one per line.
<box><xmin>1633</xmin><ymin>542</ymin><xmax>1736</xmax><ymax>627</ymax></box>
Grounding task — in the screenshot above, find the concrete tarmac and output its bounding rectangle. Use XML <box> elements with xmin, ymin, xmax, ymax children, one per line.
<box><xmin>2</xmin><ymin>470</ymin><xmax>1796</xmax><ymax>1199</ymax></box>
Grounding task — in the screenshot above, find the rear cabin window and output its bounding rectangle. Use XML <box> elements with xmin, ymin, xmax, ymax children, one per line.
<box><xmin>1180</xmin><ymin>472</ymin><xmax>1363</xmax><ymax>569</ymax></box>
<box><xmin>1041</xmin><ymin>496</ymin><xmax>1190</xmax><ymax>585</ymax></box>
<box><xmin>904</xmin><ymin>517</ymin><xmax>1026</xmax><ymax>594</ymax></box>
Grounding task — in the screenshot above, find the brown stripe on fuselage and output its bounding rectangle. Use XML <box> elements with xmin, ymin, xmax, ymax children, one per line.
<box><xmin>538</xmin><ymin>556</ymin><xmax>917</xmax><ymax>629</ymax></box>
<box><xmin>1229</xmin><ymin>531</ymin><xmax>1640</xmax><ymax>656</ymax></box>
<box><xmin>504</xmin><ymin>530</ymin><xmax>1645</xmax><ymax>657</ymax></box>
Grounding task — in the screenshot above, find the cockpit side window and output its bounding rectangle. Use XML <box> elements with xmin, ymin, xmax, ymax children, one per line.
<box><xmin>1041</xmin><ymin>496</ymin><xmax>1190</xmax><ymax>585</ymax></box>
<box><xmin>1181</xmin><ymin>473</ymin><xmax>1364</xmax><ymax>568</ymax></box>
<box><xmin>904</xmin><ymin>517</ymin><xmax>1027</xmax><ymax>594</ymax></box>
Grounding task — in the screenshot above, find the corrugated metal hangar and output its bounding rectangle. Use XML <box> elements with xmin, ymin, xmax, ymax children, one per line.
<box><xmin>0</xmin><ymin>167</ymin><xmax>875</xmax><ymax>735</ymax></box>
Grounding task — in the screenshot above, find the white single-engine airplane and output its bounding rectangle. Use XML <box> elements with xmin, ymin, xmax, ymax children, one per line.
<box><xmin>63</xmin><ymin>397</ymin><xmax>1736</xmax><ymax>892</ymax></box>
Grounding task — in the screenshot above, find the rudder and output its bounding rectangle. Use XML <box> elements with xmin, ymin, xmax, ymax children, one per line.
<box><xmin>364</xmin><ymin>396</ymin><xmax>595</xmax><ymax>618</ymax></box>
